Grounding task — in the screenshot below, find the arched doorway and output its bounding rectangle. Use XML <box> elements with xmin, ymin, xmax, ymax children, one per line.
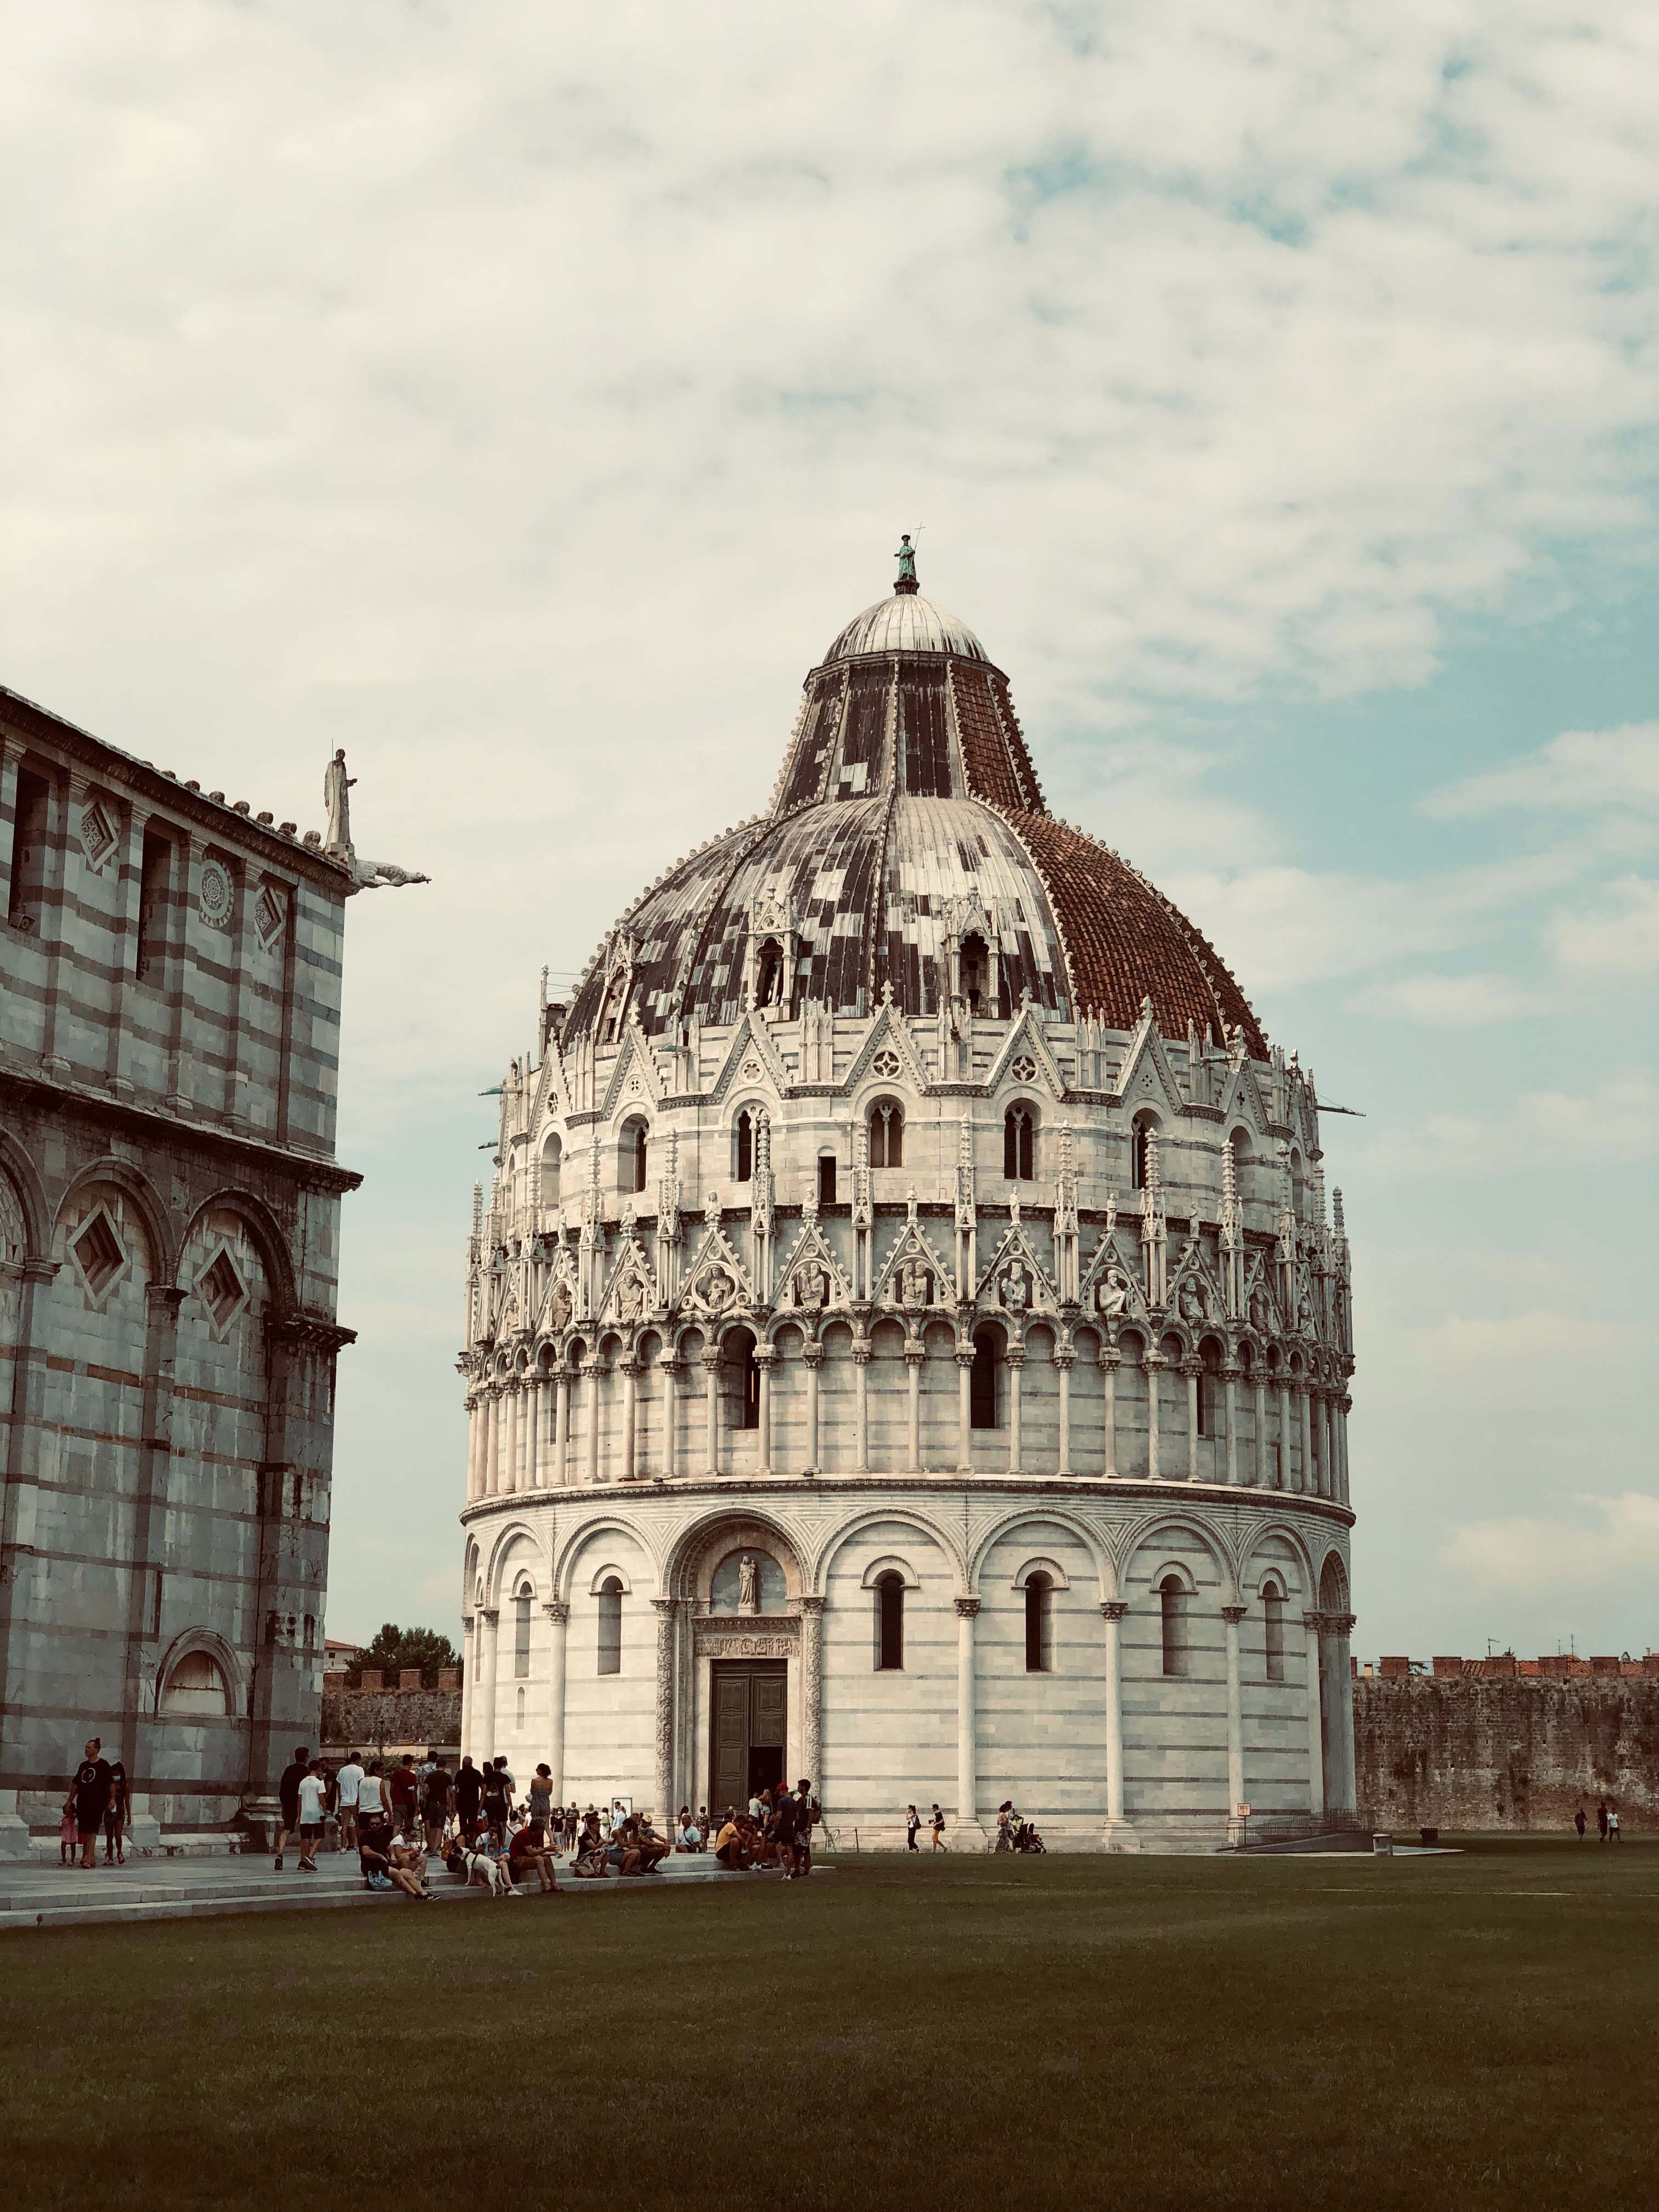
<box><xmin>672</xmin><ymin>1517</ymin><xmax>806</xmax><ymax>1820</ymax></box>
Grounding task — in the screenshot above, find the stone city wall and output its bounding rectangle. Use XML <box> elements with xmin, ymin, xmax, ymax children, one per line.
<box><xmin>1355</xmin><ymin>1658</ymin><xmax>1659</xmax><ymax>1832</ymax></box>
<box><xmin>320</xmin><ymin>1678</ymin><xmax>462</xmax><ymax>1753</ymax></box>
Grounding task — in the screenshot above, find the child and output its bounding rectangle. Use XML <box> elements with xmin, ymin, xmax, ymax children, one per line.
<box><xmin>59</xmin><ymin>1795</ymin><xmax>77</xmax><ymax>1866</ymax></box>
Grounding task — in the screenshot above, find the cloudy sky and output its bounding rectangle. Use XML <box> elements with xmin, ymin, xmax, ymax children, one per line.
<box><xmin>5</xmin><ymin>2</ymin><xmax>1655</xmax><ymax>1661</ymax></box>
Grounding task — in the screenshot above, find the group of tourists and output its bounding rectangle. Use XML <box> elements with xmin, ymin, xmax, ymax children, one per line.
<box><xmin>267</xmin><ymin>1747</ymin><xmax>821</xmax><ymax>1895</ymax></box>
<box><xmin>1574</xmin><ymin>1801</ymin><xmax>1622</xmax><ymax>1841</ymax></box>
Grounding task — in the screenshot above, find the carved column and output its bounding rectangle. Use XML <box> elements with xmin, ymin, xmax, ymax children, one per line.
<box><xmin>544</xmin><ymin>1601</ymin><xmax>570</xmax><ymax>1798</ymax></box>
<box><xmin>1055</xmin><ymin>1348</ymin><xmax>1074</xmax><ymax>1475</ymax></box>
<box><xmin>955</xmin><ymin>1346</ymin><xmax>974</xmax><ymax>1474</ymax></box>
<box><xmin>1222</xmin><ymin>1362</ymin><xmax>1240</xmax><ymax>1486</ymax></box>
<box><xmin>1144</xmin><ymin>1350</ymin><xmax>1164</xmax><ymax>1479</ymax></box>
<box><xmin>853</xmin><ymin>1340</ymin><xmax>870</xmax><ymax>1474</ymax></box>
<box><xmin>619</xmin><ymin>1358</ymin><xmax>639</xmax><ymax>1481</ymax></box>
<box><xmin>905</xmin><ymin>1336</ymin><xmax>923</xmax><ymax>1472</ymax></box>
<box><xmin>1183</xmin><ymin>1357</ymin><xmax>1201</xmax><ymax>1481</ymax></box>
<box><xmin>555</xmin><ymin>1362</ymin><xmax>572</xmax><ymax>1483</ymax></box>
<box><xmin>954</xmin><ymin>1598</ymin><xmax>986</xmax><ymax>1843</ymax></box>
<box><xmin>802</xmin><ymin>1344</ymin><xmax>822</xmax><ymax>1471</ymax></box>
<box><xmin>1300</xmin><ymin>1378</ymin><xmax>1314</xmax><ymax>1495</ymax></box>
<box><xmin>754</xmin><ymin>1343</ymin><xmax>775</xmax><ymax>1475</ymax></box>
<box><xmin>1100</xmin><ymin>1347</ymin><xmax>1119</xmax><ymax>1477</ymax></box>
<box><xmin>473</xmin><ymin>1607</ymin><xmax>499</xmax><ymax>1763</ymax></box>
<box><xmin>1253</xmin><ymin>1371</ymin><xmax>1268</xmax><ymax>1487</ymax></box>
<box><xmin>583</xmin><ymin>1357</ymin><xmax>602</xmax><ymax>1483</ymax></box>
<box><xmin>1006</xmin><ymin>1342</ymin><xmax>1024</xmax><ymax>1475</ymax></box>
<box><xmin>799</xmin><ymin>1594</ymin><xmax>825</xmax><ymax>1787</ymax></box>
<box><xmin>662</xmin><ymin>1358</ymin><xmax>680</xmax><ymax>1479</ymax></box>
<box><xmin>459</xmin><ymin>1616</ymin><xmax>476</xmax><ymax>1756</ymax></box>
<box><xmin>1222</xmin><ymin>1604</ymin><xmax>1246</xmax><ymax>1822</ymax></box>
<box><xmin>1100</xmin><ymin>1600</ymin><xmax>1133</xmax><ymax>1843</ymax></box>
<box><xmin>1302</xmin><ymin>1609</ymin><xmax>1324</xmax><ymax>1820</ymax></box>
<box><xmin>702</xmin><ymin>1346</ymin><xmax>720</xmax><ymax>1475</ymax></box>
<box><xmin>1278</xmin><ymin>1375</ymin><xmax>1294</xmax><ymax>1491</ymax></box>
<box><xmin>526</xmin><ymin>1376</ymin><xmax>542</xmax><ymax>1488</ymax></box>
<box><xmin>652</xmin><ymin>1598</ymin><xmax>678</xmax><ymax>1822</ymax></box>
<box><xmin>505</xmin><ymin>1380</ymin><xmax>522</xmax><ymax>1492</ymax></box>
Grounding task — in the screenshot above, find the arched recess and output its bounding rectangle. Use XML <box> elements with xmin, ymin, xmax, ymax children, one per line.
<box><xmin>1008</xmin><ymin>1555</ymin><xmax>1070</xmax><ymax>1593</ymax></box>
<box><xmin>968</xmin><ymin>1504</ymin><xmax>1112</xmax><ymax>1600</ymax></box>
<box><xmin>484</xmin><ymin>1518</ymin><xmax>555</xmax><ymax>1606</ymax></box>
<box><xmin>859</xmin><ymin>1554</ymin><xmax>922</xmax><ymax>1590</ymax></box>
<box><xmin>0</xmin><ymin>1132</ymin><xmax>49</xmax><ymax>1260</ymax></box>
<box><xmin>1115</xmin><ymin>1514</ymin><xmax>1236</xmax><ymax>1603</ymax></box>
<box><xmin>155</xmin><ymin>1628</ymin><xmax>245</xmax><ymax>1720</ymax></box>
<box><xmin>669</xmin><ymin>1510</ymin><xmax>804</xmax><ymax>1605</ymax></box>
<box><xmin>174</xmin><ymin>1187</ymin><xmax>299</xmax><ymax>1315</ymax></box>
<box><xmin>815</xmin><ymin>1505</ymin><xmax>967</xmax><ymax>1600</ymax></box>
<box><xmin>1238</xmin><ymin>1519</ymin><xmax>1316</xmax><ymax>1605</ymax></box>
<box><xmin>53</xmin><ymin>1157</ymin><xmax>175</xmax><ymax>1289</ymax></box>
<box><xmin>1318</xmin><ymin>1551</ymin><xmax>1350</xmax><ymax>1614</ymax></box>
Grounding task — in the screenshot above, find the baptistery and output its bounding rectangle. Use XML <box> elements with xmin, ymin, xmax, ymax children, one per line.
<box><xmin>457</xmin><ymin>557</ymin><xmax>1356</xmax><ymax>1847</ymax></box>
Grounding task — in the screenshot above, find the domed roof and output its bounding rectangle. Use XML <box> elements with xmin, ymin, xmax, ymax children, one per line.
<box><xmin>563</xmin><ymin>572</ymin><xmax>1266</xmax><ymax>1058</ymax></box>
<box><xmin>822</xmin><ymin>591</ymin><xmax>990</xmax><ymax>667</ymax></box>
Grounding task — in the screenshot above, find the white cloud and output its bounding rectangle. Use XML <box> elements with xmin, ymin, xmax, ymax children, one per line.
<box><xmin>1547</xmin><ymin>876</ymin><xmax>1659</xmax><ymax>975</ymax></box>
<box><xmin>1359</xmin><ymin>1075</ymin><xmax>1659</xmax><ymax>1178</ymax></box>
<box><xmin>1352</xmin><ymin>973</ymin><xmax>1556</xmax><ymax>1025</ymax></box>
<box><xmin>1426</xmin><ymin>724</ymin><xmax>1659</xmax><ymax>817</ymax></box>
<box><xmin>1440</xmin><ymin>1492</ymin><xmax>1659</xmax><ymax>1596</ymax></box>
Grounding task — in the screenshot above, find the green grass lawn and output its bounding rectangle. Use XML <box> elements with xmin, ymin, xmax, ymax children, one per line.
<box><xmin>4</xmin><ymin>1838</ymin><xmax>1655</xmax><ymax>2209</ymax></box>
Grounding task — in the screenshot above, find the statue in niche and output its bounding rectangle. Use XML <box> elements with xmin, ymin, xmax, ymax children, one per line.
<box><xmin>549</xmin><ymin>1280</ymin><xmax>573</xmax><ymax>1333</ymax></box>
<box><xmin>1096</xmin><ymin>1268</ymin><xmax>1131</xmax><ymax>1317</ymax></box>
<box><xmin>737</xmin><ymin>1554</ymin><xmax>758</xmax><ymax>1613</ymax></box>
<box><xmin>897</xmin><ymin>1256</ymin><xmax>933</xmax><ymax>1308</ymax></box>
<box><xmin>793</xmin><ymin>1263</ymin><xmax>830</xmax><ymax>1311</ymax></box>
<box><xmin>1249</xmin><ymin>1284</ymin><xmax>1273</xmax><ymax>1334</ymax></box>
<box><xmin>615</xmin><ymin>1269</ymin><xmax>645</xmax><ymax>1323</ymax></box>
<box><xmin>998</xmin><ymin>1266</ymin><xmax>1031</xmax><ymax>1316</ymax></box>
<box><xmin>1178</xmin><ymin>1279</ymin><xmax>1207</xmax><ymax>1325</ymax></box>
<box><xmin>696</xmin><ymin>1267</ymin><xmax>733</xmax><ymax>1314</ymax></box>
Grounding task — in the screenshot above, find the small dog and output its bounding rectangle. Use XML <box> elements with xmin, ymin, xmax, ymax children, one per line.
<box><xmin>447</xmin><ymin>1843</ymin><xmax>518</xmax><ymax>1897</ymax></box>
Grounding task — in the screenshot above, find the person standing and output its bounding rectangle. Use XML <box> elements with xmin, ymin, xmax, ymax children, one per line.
<box><xmin>454</xmin><ymin>1756</ymin><xmax>484</xmax><ymax>1843</ymax></box>
<box><xmin>929</xmin><ymin>1803</ymin><xmax>947</xmax><ymax>1852</ymax></box>
<box><xmin>334</xmin><ymin>1751</ymin><xmax>364</xmax><ymax>1850</ymax></box>
<box><xmin>773</xmin><ymin>1786</ymin><xmax>800</xmax><ymax>1878</ymax></box>
<box><xmin>482</xmin><ymin>1761</ymin><xmax>510</xmax><ymax>1846</ymax></box>
<box><xmin>357</xmin><ymin>1759</ymin><xmax>389</xmax><ymax>1836</ymax></box>
<box><xmin>527</xmin><ymin>1765</ymin><xmax>554</xmax><ymax>1845</ymax></box>
<box><xmin>296</xmin><ymin>1760</ymin><xmax>328</xmax><ymax>1871</ymax></box>
<box><xmin>1609</xmin><ymin>1808</ymin><xmax>1621</xmax><ymax>1842</ymax></box>
<box><xmin>274</xmin><ymin>1743</ymin><xmax>311</xmax><ymax>1872</ymax></box>
<box><xmin>72</xmin><ymin>1739</ymin><xmax>114</xmax><ymax>1870</ymax></box>
<box><xmin>422</xmin><ymin>1759</ymin><xmax>454</xmax><ymax>1854</ymax></box>
<box><xmin>104</xmin><ymin>1759</ymin><xmax>129</xmax><ymax>1866</ymax></box>
<box><xmin>390</xmin><ymin>1755</ymin><xmax>419</xmax><ymax>1840</ymax></box>
<box><xmin>1574</xmin><ymin>1806</ymin><xmax>1587</xmax><ymax>1840</ymax></box>
<box><xmin>1597</xmin><ymin>1799</ymin><xmax>1610</xmax><ymax>1842</ymax></box>
<box><xmin>905</xmin><ymin>1804</ymin><xmax>920</xmax><ymax>1853</ymax></box>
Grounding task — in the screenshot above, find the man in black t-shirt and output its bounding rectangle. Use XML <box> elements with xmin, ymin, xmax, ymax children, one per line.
<box><xmin>454</xmin><ymin>1756</ymin><xmax>485</xmax><ymax>1843</ymax></box>
<box><xmin>72</xmin><ymin>1739</ymin><xmax>113</xmax><ymax>1870</ymax></box>
<box><xmin>273</xmin><ymin>1744</ymin><xmax>311</xmax><ymax>1872</ymax></box>
<box><xmin>772</xmin><ymin>1789</ymin><xmax>800</xmax><ymax>1879</ymax></box>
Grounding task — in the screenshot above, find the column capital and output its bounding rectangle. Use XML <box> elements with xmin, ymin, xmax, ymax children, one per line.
<box><xmin>700</xmin><ymin>1347</ymin><xmax>722</xmax><ymax>1372</ymax></box>
<box><xmin>953</xmin><ymin>1347</ymin><xmax>977</xmax><ymax>1369</ymax></box>
<box><xmin>1221</xmin><ymin>1604</ymin><xmax>1247</xmax><ymax>1624</ymax></box>
<box><xmin>801</xmin><ymin>1343</ymin><xmax>825</xmax><ymax>1368</ymax></box>
<box><xmin>1302</xmin><ymin>1609</ymin><xmax>1325</xmax><ymax>1633</ymax></box>
<box><xmin>477</xmin><ymin>1606</ymin><xmax>500</xmax><ymax>1626</ymax></box>
<box><xmin>953</xmin><ymin>1596</ymin><xmax>980</xmax><ymax>1620</ymax></box>
<box><xmin>795</xmin><ymin>1594</ymin><xmax>825</xmax><ymax>1616</ymax></box>
<box><xmin>1101</xmin><ymin>1600</ymin><xmax>1128</xmax><ymax>1622</ymax></box>
<box><xmin>1328</xmin><ymin>1611</ymin><xmax>1356</xmax><ymax>1634</ymax></box>
<box><xmin>543</xmin><ymin>1601</ymin><xmax>570</xmax><ymax>1625</ymax></box>
<box><xmin>651</xmin><ymin>1594</ymin><xmax>680</xmax><ymax>1615</ymax></box>
<box><xmin>1142</xmin><ymin>1350</ymin><xmax>1165</xmax><ymax>1373</ymax></box>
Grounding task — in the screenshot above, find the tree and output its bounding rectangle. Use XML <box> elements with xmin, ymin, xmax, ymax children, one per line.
<box><xmin>347</xmin><ymin>1623</ymin><xmax>459</xmax><ymax>1689</ymax></box>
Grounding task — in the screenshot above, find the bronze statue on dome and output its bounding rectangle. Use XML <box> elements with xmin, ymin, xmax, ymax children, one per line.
<box><xmin>894</xmin><ymin>534</ymin><xmax>919</xmax><ymax>594</ymax></box>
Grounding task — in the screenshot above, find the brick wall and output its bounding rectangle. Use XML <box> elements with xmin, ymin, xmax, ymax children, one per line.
<box><xmin>320</xmin><ymin>1688</ymin><xmax>462</xmax><ymax>1751</ymax></box>
<box><xmin>1355</xmin><ymin>1674</ymin><xmax>1659</xmax><ymax>1831</ymax></box>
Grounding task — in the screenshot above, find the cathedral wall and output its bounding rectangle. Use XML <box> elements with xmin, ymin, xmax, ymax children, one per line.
<box><xmin>820</xmin><ymin>1515</ymin><xmax>956</xmax><ymax>1820</ymax></box>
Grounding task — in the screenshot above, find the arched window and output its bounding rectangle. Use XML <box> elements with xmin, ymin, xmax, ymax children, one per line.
<box><xmin>619</xmin><ymin>1116</ymin><xmax>648</xmax><ymax>1195</ymax></box>
<box><xmin>1262</xmin><ymin>1585</ymin><xmax>1286</xmax><ymax>1681</ymax></box>
<box><xmin>1003</xmin><ymin>1103</ymin><xmax>1035</xmax><ymax>1181</ymax></box>
<box><xmin>1197</xmin><ymin>1341</ymin><xmax>1222</xmax><ymax>1438</ymax></box>
<box><xmin>1132</xmin><ymin>1112</ymin><xmax>1158</xmax><ymax>1191</ymax></box>
<box><xmin>541</xmin><ymin>1133</ymin><xmax>562</xmax><ymax>1211</ymax></box>
<box><xmin>817</xmin><ymin>1153</ymin><xmax>837</xmax><ymax>1206</ymax></box>
<box><xmin>959</xmin><ymin>932</ymin><xmax>989</xmax><ymax>1009</ymax></box>
<box><xmin>734</xmin><ymin>1109</ymin><xmax>755</xmax><ymax>1183</ymax></box>
<box><xmin>754</xmin><ymin>938</ymin><xmax>783</xmax><ymax>1007</ymax></box>
<box><xmin>515</xmin><ymin>1686</ymin><xmax>526</xmax><ymax>1730</ymax></box>
<box><xmin>1159</xmin><ymin>1575</ymin><xmax>1188</xmax><ymax>1678</ymax></box>
<box><xmin>970</xmin><ymin>1326</ymin><xmax>1000</xmax><ymax>1429</ymax></box>
<box><xmin>1229</xmin><ymin>1125</ymin><xmax>1251</xmax><ymax>1182</ymax></box>
<box><xmin>868</xmin><ymin>1098</ymin><xmax>904</xmax><ymax>1169</ymax></box>
<box><xmin>727</xmin><ymin>1328</ymin><xmax>760</xmax><ymax>1429</ymax></box>
<box><xmin>1024</xmin><ymin>1574</ymin><xmax>1052</xmax><ymax>1673</ymax></box>
<box><xmin>874</xmin><ymin>1571</ymin><xmax>905</xmax><ymax>1670</ymax></box>
<box><xmin>160</xmin><ymin>1648</ymin><xmax>229</xmax><ymax>1717</ymax></box>
<box><xmin>597</xmin><ymin>1576</ymin><xmax>623</xmax><ymax>1675</ymax></box>
<box><xmin>514</xmin><ymin>1587</ymin><xmax>532</xmax><ymax>1678</ymax></box>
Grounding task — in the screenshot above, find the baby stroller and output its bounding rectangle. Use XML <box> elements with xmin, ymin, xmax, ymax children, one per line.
<box><xmin>1012</xmin><ymin>1818</ymin><xmax>1047</xmax><ymax>1854</ymax></box>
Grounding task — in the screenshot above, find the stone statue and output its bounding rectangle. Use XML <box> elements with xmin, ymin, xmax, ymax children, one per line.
<box><xmin>324</xmin><ymin>749</ymin><xmax>355</xmax><ymax>853</ymax></box>
<box><xmin>1097</xmin><ymin>1268</ymin><xmax>1130</xmax><ymax>1317</ymax></box>
<box><xmin>696</xmin><ymin>1267</ymin><xmax>732</xmax><ymax>1314</ymax></box>
<box><xmin>898</xmin><ymin>1256</ymin><xmax>933</xmax><ymax>1308</ymax></box>
<box><xmin>999</xmin><ymin>1266</ymin><xmax>1030</xmax><ymax>1314</ymax></box>
<box><xmin>549</xmin><ymin>1282</ymin><xmax>572</xmax><ymax>1333</ymax></box>
<box><xmin>1250</xmin><ymin>1285</ymin><xmax>1272</xmax><ymax>1333</ymax></box>
<box><xmin>737</xmin><ymin>1553</ymin><xmax>758</xmax><ymax>1612</ymax></box>
<box><xmin>1178</xmin><ymin>1280</ymin><xmax>1206</xmax><ymax>1324</ymax></box>
<box><xmin>793</xmin><ymin>1263</ymin><xmax>829</xmax><ymax>1311</ymax></box>
<box><xmin>894</xmin><ymin>534</ymin><xmax>917</xmax><ymax>583</ymax></box>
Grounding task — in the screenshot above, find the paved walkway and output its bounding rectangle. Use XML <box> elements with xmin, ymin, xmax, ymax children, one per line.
<box><xmin>0</xmin><ymin>1847</ymin><xmax>808</xmax><ymax>1934</ymax></box>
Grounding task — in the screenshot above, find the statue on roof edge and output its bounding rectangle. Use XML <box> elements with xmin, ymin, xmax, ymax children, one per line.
<box><xmin>894</xmin><ymin>534</ymin><xmax>918</xmax><ymax>592</ymax></box>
